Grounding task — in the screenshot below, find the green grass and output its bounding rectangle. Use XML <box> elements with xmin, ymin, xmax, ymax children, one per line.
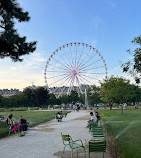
<box><xmin>97</xmin><ymin>107</ymin><xmax>141</xmax><ymax>158</ymax></box>
<box><xmin>0</xmin><ymin>110</ymin><xmax>70</xmax><ymax>138</ymax></box>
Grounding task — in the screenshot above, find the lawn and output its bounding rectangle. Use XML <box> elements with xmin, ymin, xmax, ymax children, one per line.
<box><xmin>98</xmin><ymin>107</ymin><xmax>141</xmax><ymax>158</ymax></box>
<box><xmin>0</xmin><ymin>110</ymin><xmax>70</xmax><ymax>138</ymax></box>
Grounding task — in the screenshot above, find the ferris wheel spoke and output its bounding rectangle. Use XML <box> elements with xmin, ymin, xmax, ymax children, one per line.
<box><xmin>82</xmin><ymin>66</ymin><xmax>105</xmax><ymax>71</ymax></box>
<box><xmin>75</xmin><ymin>45</ymin><xmax>78</xmax><ymax>67</ymax></box>
<box><xmin>70</xmin><ymin>47</ymin><xmax>75</xmax><ymax>68</ymax></box>
<box><xmin>78</xmin><ymin>75</ymin><xmax>94</xmax><ymax>85</ymax></box>
<box><xmin>81</xmin><ymin>74</ymin><xmax>102</xmax><ymax>82</ymax></box>
<box><xmin>56</xmin><ymin>52</ymin><xmax>72</xmax><ymax>69</ymax></box>
<box><xmin>47</xmin><ymin>70</ymin><xmax>67</xmax><ymax>73</ymax></box>
<box><xmin>62</xmin><ymin>47</ymin><xmax>74</xmax><ymax>70</ymax></box>
<box><xmin>67</xmin><ymin>77</ymin><xmax>73</xmax><ymax>95</ymax></box>
<box><xmin>78</xmin><ymin>75</ymin><xmax>90</xmax><ymax>87</ymax></box>
<box><xmin>78</xmin><ymin>49</ymin><xmax>92</xmax><ymax>68</ymax></box>
<box><xmin>80</xmin><ymin>72</ymin><xmax>105</xmax><ymax>75</ymax></box>
<box><xmin>81</xmin><ymin>58</ymin><xmax>103</xmax><ymax>70</ymax></box>
<box><xmin>61</xmin><ymin>48</ymin><xmax>74</xmax><ymax>70</ymax></box>
<box><xmin>77</xmin><ymin>46</ymin><xmax>85</xmax><ymax>66</ymax></box>
<box><xmin>76</xmin><ymin>76</ymin><xmax>82</xmax><ymax>94</ymax></box>
<box><xmin>48</xmin><ymin>63</ymin><xmax>68</xmax><ymax>71</ymax></box>
<box><xmin>79</xmin><ymin>52</ymin><xmax>98</xmax><ymax>69</ymax></box>
<box><xmin>47</xmin><ymin>73</ymin><xmax>68</xmax><ymax>79</ymax></box>
<box><xmin>54</xmin><ymin>76</ymin><xmax>71</xmax><ymax>94</ymax></box>
<box><xmin>49</xmin><ymin>75</ymin><xmax>70</xmax><ymax>86</ymax></box>
<box><xmin>52</xmin><ymin>57</ymin><xmax>71</xmax><ymax>71</ymax></box>
<box><xmin>71</xmin><ymin>77</ymin><xmax>75</xmax><ymax>92</ymax></box>
<box><xmin>58</xmin><ymin>77</ymin><xmax>72</xmax><ymax>97</ymax></box>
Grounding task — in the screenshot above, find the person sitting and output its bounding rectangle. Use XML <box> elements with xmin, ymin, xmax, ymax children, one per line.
<box><xmin>6</xmin><ymin>114</ymin><xmax>15</xmax><ymax>133</ymax></box>
<box><xmin>19</xmin><ymin>116</ymin><xmax>29</xmax><ymax>136</ymax></box>
<box><xmin>56</xmin><ymin>111</ymin><xmax>63</xmax><ymax>122</ymax></box>
<box><xmin>87</xmin><ymin>112</ymin><xmax>97</xmax><ymax>129</ymax></box>
<box><xmin>95</xmin><ymin>112</ymin><xmax>101</xmax><ymax>124</ymax></box>
<box><xmin>12</xmin><ymin>123</ymin><xmax>20</xmax><ymax>133</ymax></box>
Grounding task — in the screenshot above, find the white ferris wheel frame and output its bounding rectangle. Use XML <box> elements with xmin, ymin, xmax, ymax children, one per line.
<box><xmin>44</xmin><ymin>42</ymin><xmax>108</xmax><ymax>96</ymax></box>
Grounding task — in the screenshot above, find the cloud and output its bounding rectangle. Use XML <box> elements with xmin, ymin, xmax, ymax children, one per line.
<box><xmin>0</xmin><ymin>53</ymin><xmax>47</xmax><ymax>90</ymax></box>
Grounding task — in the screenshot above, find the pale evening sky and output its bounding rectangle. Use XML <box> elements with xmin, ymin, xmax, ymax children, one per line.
<box><xmin>0</xmin><ymin>0</ymin><xmax>141</xmax><ymax>90</ymax></box>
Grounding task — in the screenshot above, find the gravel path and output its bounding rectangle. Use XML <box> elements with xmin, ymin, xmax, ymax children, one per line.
<box><xmin>0</xmin><ymin>110</ymin><xmax>108</xmax><ymax>158</ymax></box>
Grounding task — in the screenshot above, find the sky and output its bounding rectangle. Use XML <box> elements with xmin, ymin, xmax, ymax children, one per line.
<box><xmin>0</xmin><ymin>0</ymin><xmax>141</xmax><ymax>90</ymax></box>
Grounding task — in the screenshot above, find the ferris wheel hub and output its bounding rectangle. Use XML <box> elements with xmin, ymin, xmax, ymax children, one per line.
<box><xmin>72</xmin><ymin>69</ymin><xmax>77</xmax><ymax>76</ymax></box>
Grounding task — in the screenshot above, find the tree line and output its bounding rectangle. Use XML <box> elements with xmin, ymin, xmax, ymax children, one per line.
<box><xmin>0</xmin><ymin>87</ymin><xmax>82</xmax><ymax>108</ymax></box>
<box><xmin>0</xmin><ymin>77</ymin><xmax>141</xmax><ymax>108</ymax></box>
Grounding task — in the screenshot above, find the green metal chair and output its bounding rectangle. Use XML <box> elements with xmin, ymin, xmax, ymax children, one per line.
<box><xmin>89</xmin><ymin>122</ymin><xmax>98</xmax><ymax>130</ymax></box>
<box><xmin>89</xmin><ymin>140</ymin><xmax>106</xmax><ymax>158</ymax></box>
<box><xmin>61</xmin><ymin>133</ymin><xmax>86</xmax><ymax>158</ymax></box>
<box><xmin>91</xmin><ymin>126</ymin><xmax>103</xmax><ymax>130</ymax></box>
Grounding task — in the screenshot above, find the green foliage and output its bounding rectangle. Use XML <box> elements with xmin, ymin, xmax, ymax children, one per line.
<box><xmin>87</xmin><ymin>85</ymin><xmax>103</xmax><ymax>105</ymax></box>
<box><xmin>22</xmin><ymin>87</ymin><xmax>49</xmax><ymax>107</ymax></box>
<box><xmin>34</xmin><ymin>87</ymin><xmax>49</xmax><ymax>107</ymax></box>
<box><xmin>100</xmin><ymin>76</ymin><xmax>138</xmax><ymax>104</ymax></box>
<box><xmin>122</xmin><ymin>35</ymin><xmax>141</xmax><ymax>83</ymax></box>
<box><xmin>0</xmin><ymin>95</ymin><xmax>3</xmax><ymax>107</ymax></box>
<box><xmin>23</xmin><ymin>88</ymin><xmax>35</xmax><ymax>106</ymax></box>
<box><xmin>68</xmin><ymin>90</ymin><xmax>79</xmax><ymax>104</ymax></box>
<box><xmin>0</xmin><ymin>87</ymin><xmax>50</xmax><ymax>108</ymax></box>
<box><xmin>0</xmin><ymin>0</ymin><xmax>36</xmax><ymax>61</ymax></box>
<box><xmin>79</xmin><ymin>93</ymin><xmax>85</xmax><ymax>104</ymax></box>
<box><xmin>0</xmin><ymin>121</ymin><xmax>9</xmax><ymax>138</ymax></box>
<box><xmin>48</xmin><ymin>93</ymin><xmax>61</xmax><ymax>105</ymax></box>
<box><xmin>59</xmin><ymin>94</ymin><xmax>69</xmax><ymax>104</ymax></box>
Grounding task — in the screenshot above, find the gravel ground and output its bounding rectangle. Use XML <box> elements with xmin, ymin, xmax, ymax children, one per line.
<box><xmin>0</xmin><ymin>110</ymin><xmax>108</xmax><ymax>158</ymax></box>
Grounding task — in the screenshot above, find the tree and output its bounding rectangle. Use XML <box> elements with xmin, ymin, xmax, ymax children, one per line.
<box><xmin>0</xmin><ymin>95</ymin><xmax>3</xmax><ymax>107</ymax></box>
<box><xmin>34</xmin><ymin>87</ymin><xmax>49</xmax><ymax>107</ymax></box>
<box><xmin>0</xmin><ymin>0</ymin><xmax>36</xmax><ymax>61</ymax></box>
<box><xmin>128</xmin><ymin>84</ymin><xmax>141</xmax><ymax>105</ymax></box>
<box><xmin>59</xmin><ymin>94</ymin><xmax>69</xmax><ymax>104</ymax></box>
<box><xmin>68</xmin><ymin>91</ymin><xmax>79</xmax><ymax>104</ymax></box>
<box><xmin>122</xmin><ymin>35</ymin><xmax>141</xmax><ymax>83</ymax></box>
<box><xmin>87</xmin><ymin>85</ymin><xmax>103</xmax><ymax>106</ymax></box>
<box><xmin>100</xmin><ymin>76</ymin><xmax>136</xmax><ymax>109</ymax></box>
<box><xmin>48</xmin><ymin>93</ymin><xmax>58</xmax><ymax>105</ymax></box>
<box><xmin>22</xmin><ymin>88</ymin><xmax>35</xmax><ymax>106</ymax></box>
<box><xmin>79</xmin><ymin>93</ymin><xmax>85</xmax><ymax>104</ymax></box>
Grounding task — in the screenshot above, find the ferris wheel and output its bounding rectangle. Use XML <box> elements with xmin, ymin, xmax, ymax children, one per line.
<box><xmin>44</xmin><ymin>42</ymin><xmax>107</xmax><ymax>96</ymax></box>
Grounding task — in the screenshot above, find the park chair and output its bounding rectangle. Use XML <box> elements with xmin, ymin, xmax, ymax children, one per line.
<box><xmin>89</xmin><ymin>140</ymin><xmax>106</xmax><ymax>158</ymax></box>
<box><xmin>61</xmin><ymin>133</ymin><xmax>86</xmax><ymax>158</ymax></box>
<box><xmin>90</xmin><ymin>125</ymin><xmax>103</xmax><ymax>134</ymax></box>
<box><xmin>90</xmin><ymin>126</ymin><xmax>105</xmax><ymax>141</ymax></box>
<box><xmin>91</xmin><ymin>126</ymin><xmax>103</xmax><ymax>130</ymax></box>
<box><xmin>89</xmin><ymin>123</ymin><xmax>98</xmax><ymax>132</ymax></box>
<box><xmin>90</xmin><ymin>127</ymin><xmax>103</xmax><ymax>133</ymax></box>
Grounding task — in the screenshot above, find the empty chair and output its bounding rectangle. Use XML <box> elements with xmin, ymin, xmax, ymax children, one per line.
<box><xmin>89</xmin><ymin>140</ymin><xmax>106</xmax><ymax>158</ymax></box>
<box><xmin>61</xmin><ymin>133</ymin><xmax>85</xmax><ymax>158</ymax></box>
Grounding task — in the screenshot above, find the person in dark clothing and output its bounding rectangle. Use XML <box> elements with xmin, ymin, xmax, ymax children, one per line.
<box><xmin>19</xmin><ymin>116</ymin><xmax>29</xmax><ymax>136</ymax></box>
<box><xmin>95</xmin><ymin>112</ymin><xmax>101</xmax><ymax>123</ymax></box>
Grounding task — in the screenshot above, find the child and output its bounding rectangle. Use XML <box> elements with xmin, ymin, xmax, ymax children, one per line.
<box><xmin>6</xmin><ymin>114</ymin><xmax>14</xmax><ymax>128</ymax></box>
<box><xmin>12</xmin><ymin>123</ymin><xmax>20</xmax><ymax>133</ymax></box>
